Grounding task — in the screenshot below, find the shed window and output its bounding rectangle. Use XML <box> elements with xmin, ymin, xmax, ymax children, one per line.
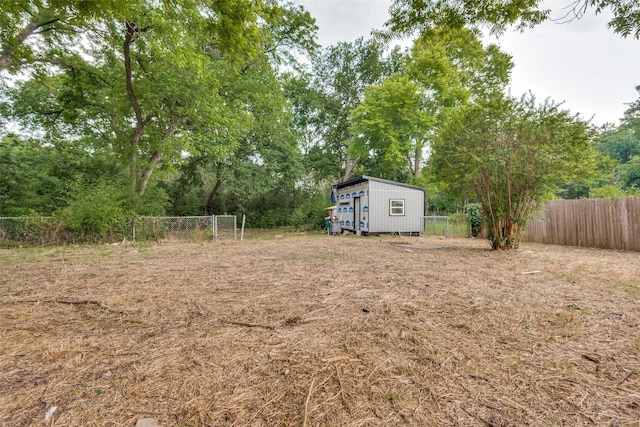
<box><xmin>389</xmin><ymin>199</ymin><xmax>405</xmax><ymax>216</ymax></box>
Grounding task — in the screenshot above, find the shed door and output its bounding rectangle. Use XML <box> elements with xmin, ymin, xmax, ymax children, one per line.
<box><xmin>354</xmin><ymin>197</ymin><xmax>361</xmax><ymax>231</ymax></box>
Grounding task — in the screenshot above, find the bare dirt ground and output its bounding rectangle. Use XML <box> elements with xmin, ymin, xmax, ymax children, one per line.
<box><xmin>1</xmin><ymin>234</ymin><xmax>639</xmax><ymax>427</ymax></box>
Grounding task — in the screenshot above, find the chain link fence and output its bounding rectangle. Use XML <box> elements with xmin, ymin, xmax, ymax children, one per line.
<box><xmin>0</xmin><ymin>215</ymin><xmax>238</xmax><ymax>246</ymax></box>
<box><xmin>421</xmin><ymin>215</ymin><xmax>470</xmax><ymax>238</ymax></box>
<box><xmin>0</xmin><ymin>217</ymin><xmax>60</xmax><ymax>246</ymax></box>
<box><xmin>214</xmin><ymin>215</ymin><xmax>237</xmax><ymax>241</ymax></box>
<box><xmin>130</xmin><ymin>216</ymin><xmax>215</xmax><ymax>241</ymax></box>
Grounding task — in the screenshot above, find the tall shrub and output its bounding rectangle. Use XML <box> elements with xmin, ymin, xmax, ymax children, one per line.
<box><xmin>466</xmin><ymin>203</ymin><xmax>483</xmax><ymax>237</ymax></box>
<box><xmin>432</xmin><ymin>95</ymin><xmax>596</xmax><ymax>249</ymax></box>
<box><xmin>59</xmin><ymin>182</ymin><xmax>133</xmax><ymax>241</ymax></box>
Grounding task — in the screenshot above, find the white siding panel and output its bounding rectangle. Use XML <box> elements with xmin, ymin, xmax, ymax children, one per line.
<box><xmin>368</xmin><ymin>181</ymin><xmax>424</xmax><ymax>233</ymax></box>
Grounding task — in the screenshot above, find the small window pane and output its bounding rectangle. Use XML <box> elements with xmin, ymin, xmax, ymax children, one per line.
<box><xmin>390</xmin><ymin>199</ymin><xmax>405</xmax><ymax>216</ymax></box>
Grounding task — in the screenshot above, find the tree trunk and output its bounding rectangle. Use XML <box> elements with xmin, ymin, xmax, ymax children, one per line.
<box><xmin>138</xmin><ymin>150</ymin><xmax>163</xmax><ymax>196</ymax></box>
<box><xmin>343</xmin><ymin>153</ymin><xmax>359</xmax><ymax>181</ymax></box>
<box><xmin>205</xmin><ymin>178</ymin><xmax>223</xmax><ymax>215</ymax></box>
<box><xmin>412</xmin><ymin>144</ymin><xmax>423</xmax><ymax>181</ymax></box>
<box><xmin>137</xmin><ymin>116</ymin><xmax>177</xmax><ymax>196</ymax></box>
<box><xmin>129</xmin><ymin>152</ymin><xmax>138</xmax><ymax>195</ymax></box>
<box><xmin>488</xmin><ymin>219</ymin><xmax>520</xmax><ymax>250</ymax></box>
<box><xmin>123</xmin><ymin>20</ymin><xmax>152</xmax><ymax>195</ymax></box>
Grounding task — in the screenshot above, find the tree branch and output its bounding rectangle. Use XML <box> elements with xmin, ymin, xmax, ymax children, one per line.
<box><xmin>46</xmin><ymin>59</ymin><xmax>112</xmax><ymax>86</ymax></box>
<box><xmin>138</xmin><ymin>150</ymin><xmax>163</xmax><ymax>196</ymax></box>
<box><xmin>123</xmin><ymin>21</ymin><xmax>145</xmax><ymax>126</ymax></box>
<box><xmin>0</xmin><ymin>18</ymin><xmax>60</xmax><ymax>71</ymax></box>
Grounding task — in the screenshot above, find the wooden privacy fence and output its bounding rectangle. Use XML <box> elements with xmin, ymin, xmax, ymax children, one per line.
<box><xmin>522</xmin><ymin>196</ymin><xmax>640</xmax><ymax>251</ymax></box>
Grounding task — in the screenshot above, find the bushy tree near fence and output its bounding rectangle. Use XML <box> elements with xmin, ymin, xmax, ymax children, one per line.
<box><xmin>431</xmin><ymin>95</ymin><xmax>596</xmax><ymax>249</ymax></box>
<box><xmin>59</xmin><ymin>182</ymin><xmax>132</xmax><ymax>240</ymax></box>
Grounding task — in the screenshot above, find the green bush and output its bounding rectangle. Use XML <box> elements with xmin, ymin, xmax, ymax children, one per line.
<box><xmin>128</xmin><ymin>183</ymin><xmax>169</xmax><ymax>216</ymax></box>
<box><xmin>59</xmin><ymin>182</ymin><xmax>134</xmax><ymax>241</ymax></box>
<box><xmin>448</xmin><ymin>211</ymin><xmax>467</xmax><ymax>226</ymax></box>
<box><xmin>248</xmin><ymin>208</ymin><xmax>289</xmax><ymax>228</ymax></box>
<box><xmin>289</xmin><ymin>194</ymin><xmax>328</xmax><ymax>230</ymax></box>
<box><xmin>589</xmin><ymin>184</ymin><xmax>639</xmax><ymax>199</ymax></box>
<box><xmin>467</xmin><ymin>203</ymin><xmax>483</xmax><ymax>237</ymax></box>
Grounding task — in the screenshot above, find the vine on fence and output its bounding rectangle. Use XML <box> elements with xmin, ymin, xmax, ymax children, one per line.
<box><xmin>0</xmin><ymin>215</ymin><xmax>223</xmax><ymax>246</ymax></box>
<box><xmin>467</xmin><ymin>203</ymin><xmax>483</xmax><ymax>237</ymax></box>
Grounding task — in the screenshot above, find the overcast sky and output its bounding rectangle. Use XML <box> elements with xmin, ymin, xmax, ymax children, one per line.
<box><xmin>296</xmin><ymin>0</ymin><xmax>640</xmax><ymax>126</ymax></box>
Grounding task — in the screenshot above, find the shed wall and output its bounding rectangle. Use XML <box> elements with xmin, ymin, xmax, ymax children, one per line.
<box><xmin>335</xmin><ymin>182</ymin><xmax>369</xmax><ymax>232</ymax></box>
<box><xmin>367</xmin><ymin>180</ymin><xmax>424</xmax><ymax>233</ymax></box>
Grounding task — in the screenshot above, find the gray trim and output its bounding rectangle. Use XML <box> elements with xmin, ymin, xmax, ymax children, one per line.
<box><xmin>335</xmin><ymin>175</ymin><xmax>425</xmax><ymax>192</ymax></box>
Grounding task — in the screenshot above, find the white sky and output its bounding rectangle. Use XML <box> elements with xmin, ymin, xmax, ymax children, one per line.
<box><xmin>296</xmin><ymin>0</ymin><xmax>640</xmax><ymax>126</ymax></box>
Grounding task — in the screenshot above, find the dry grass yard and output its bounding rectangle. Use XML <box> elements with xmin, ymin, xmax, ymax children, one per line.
<box><xmin>1</xmin><ymin>234</ymin><xmax>639</xmax><ymax>426</ymax></box>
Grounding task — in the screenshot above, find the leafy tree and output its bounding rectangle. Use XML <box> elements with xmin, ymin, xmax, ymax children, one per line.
<box><xmin>0</xmin><ymin>134</ymin><xmax>61</xmax><ymax>216</ymax></box>
<box><xmin>4</xmin><ymin>2</ymin><xmax>245</xmax><ymax>199</ymax></box>
<box><xmin>289</xmin><ymin>38</ymin><xmax>398</xmax><ymax>183</ymax></box>
<box><xmin>350</xmin><ymin>27</ymin><xmax>512</xmax><ymax>184</ymax></box>
<box><xmin>594</xmin><ymin>86</ymin><xmax>640</xmax><ymax>167</ymax></box>
<box><xmin>167</xmin><ymin>64</ymin><xmax>304</xmax><ymax>217</ymax></box>
<box><xmin>553</xmin><ymin>150</ymin><xmax>622</xmax><ymax>199</ymax></box>
<box><xmin>0</xmin><ymin>0</ymin><xmax>128</xmax><ymax>73</ymax></box>
<box><xmin>588</xmin><ymin>86</ymin><xmax>640</xmax><ymax>194</ymax></box>
<box><xmin>619</xmin><ymin>155</ymin><xmax>640</xmax><ymax>189</ymax></box>
<box><xmin>0</xmin><ymin>134</ymin><xmax>121</xmax><ymax>216</ymax></box>
<box><xmin>431</xmin><ymin>94</ymin><xmax>596</xmax><ymax>249</ymax></box>
<box><xmin>384</xmin><ymin>0</ymin><xmax>640</xmax><ymax>39</ymax></box>
<box><xmin>163</xmin><ymin>5</ymin><xmax>316</xmax><ymax>216</ymax></box>
<box><xmin>596</xmin><ymin>126</ymin><xmax>640</xmax><ymax>164</ymax></box>
<box><xmin>580</xmin><ymin>0</ymin><xmax>640</xmax><ymax>38</ymax></box>
<box><xmin>381</xmin><ymin>0</ymin><xmax>548</xmax><ymax>38</ymax></box>
<box><xmin>3</xmin><ymin>0</ymin><xmax>316</xmax><ymax>213</ymax></box>
<box><xmin>258</xmin><ymin>1</ymin><xmax>319</xmax><ymax>68</ymax></box>
<box><xmin>350</xmin><ymin>74</ymin><xmax>433</xmax><ymax>182</ymax></box>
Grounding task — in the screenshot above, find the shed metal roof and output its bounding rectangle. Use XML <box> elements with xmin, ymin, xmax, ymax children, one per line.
<box><xmin>335</xmin><ymin>175</ymin><xmax>426</xmax><ymax>192</ymax></box>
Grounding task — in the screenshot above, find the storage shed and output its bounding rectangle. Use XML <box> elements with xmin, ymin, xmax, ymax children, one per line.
<box><xmin>332</xmin><ymin>176</ymin><xmax>425</xmax><ymax>235</ymax></box>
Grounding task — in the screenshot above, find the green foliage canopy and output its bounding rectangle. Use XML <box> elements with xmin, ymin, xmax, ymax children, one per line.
<box><xmin>382</xmin><ymin>0</ymin><xmax>548</xmax><ymax>38</ymax></box>
<box><xmin>0</xmin><ymin>0</ymin><xmax>129</xmax><ymax>72</ymax></box>
<box><xmin>384</xmin><ymin>0</ymin><xmax>640</xmax><ymax>39</ymax></box>
<box><xmin>0</xmin><ymin>134</ymin><xmax>121</xmax><ymax>216</ymax></box>
<box><xmin>3</xmin><ymin>0</ymin><xmax>316</xmax><ymax>203</ymax></box>
<box><xmin>349</xmin><ymin>27</ymin><xmax>512</xmax><ymax>185</ymax></box>
<box><xmin>592</xmin><ymin>86</ymin><xmax>640</xmax><ymax>191</ymax></box>
<box><xmin>288</xmin><ymin>38</ymin><xmax>396</xmax><ymax>183</ymax></box>
<box><xmin>350</xmin><ymin>74</ymin><xmax>433</xmax><ymax>182</ymax></box>
<box><xmin>431</xmin><ymin>94</ymin><xmax>597</xmax><ymax>249</ymax></box>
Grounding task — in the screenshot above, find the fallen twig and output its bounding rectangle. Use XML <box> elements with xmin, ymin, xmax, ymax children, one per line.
<box><xmin>460</xmin><ymin>374</ymin><xmax>490</xmax><ymax>382</ymax></box>
<box><xmin>581</xmin><ymin>354</ymin><xmax>600</xmax><ymax>364</ymax></box>
<box><xmin>12</xmin><ymin>298</ymin><xmax>126</xmax><ymax>313</ymax></box>
<box><xmin>303</xmin><ymin>377</ymin><xmax>316</xmax><ymax>427</ymax></box>
<box><xmin>335</xmin><ymin>365</ymin><xmax>352</xmax><ymax>413</ymax></box>
<box><xmin>617</xmin><ymin>371</ymin><xmax>633</xmax><ymax>386</ymax></box>
<box><xmin>227</xmin><ymin>321</ymin><xmax>276</xmax><ymax>330</ymax></box>
<box><xmin>322</xmin><ymin>355</ymin><xmax>362</xmax><ymax>363</ymax></box>
<box><xmin>519</xmin><ymin>270</ymin><xmax>541</xmax><ymax>275</ymax></box>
